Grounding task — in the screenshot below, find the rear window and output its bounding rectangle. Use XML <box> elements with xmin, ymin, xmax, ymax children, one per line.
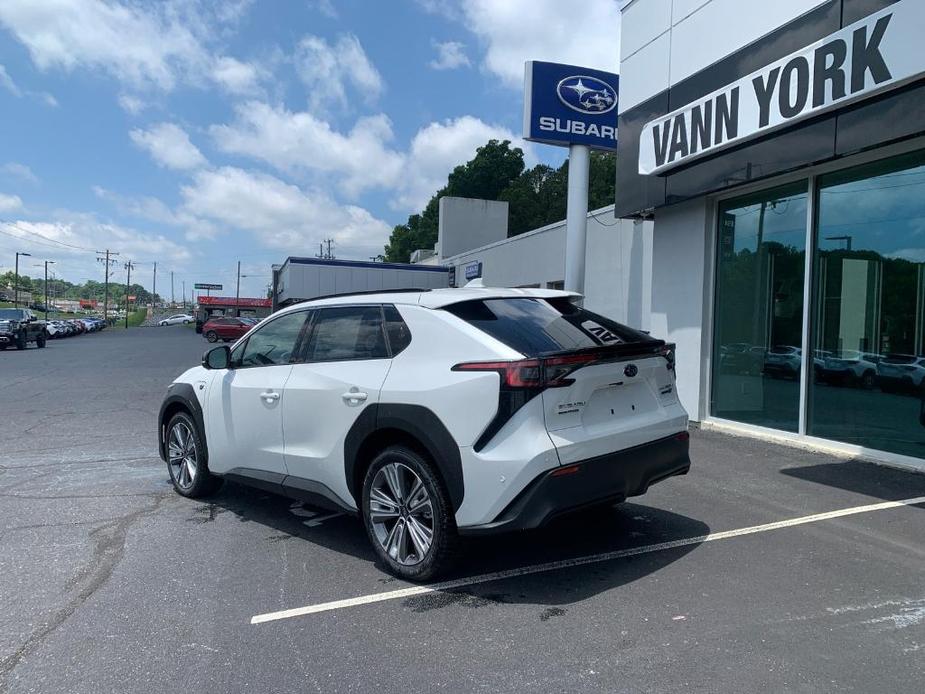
<box><xmin>444</xmin><ymin>297</ymin><xmax>653</xmax><ymax>356</ymax></box>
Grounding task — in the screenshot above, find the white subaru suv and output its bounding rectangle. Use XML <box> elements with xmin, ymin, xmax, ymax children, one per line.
<box><xmin>158</xmin><ymin>288</ymin><xmax>690</xmax><ymax>580</ymax></box>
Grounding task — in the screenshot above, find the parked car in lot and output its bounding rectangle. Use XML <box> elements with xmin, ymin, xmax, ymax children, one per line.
<box><xmin>158</xmin><ymin>288</ymin><xmax>690</xmax><ymax>580</ymax></box>
<box><xmin>818</xmin><ymin>350</ymin><xmax>881</xmax><ymax>388</ymax></box>
<box><xmin>876</xmin><ymin>354</ymin><xmax>925</xmax><ymax>393</ymax></box>
<box><xmin>763</xmin><ymin>345</ymin><xmax>801</xmax><ymax>379</ymax></box>
<box><xmin>202</xmin><ymin>317</ymin><xmax>255</xmax><ymax>343</ymax></box>
<box><xmin>719</xmin><ymin>342</ymin><xmax>765</xmax><ymax>375</ymax></box>
<box><xmin>0</xmin><ymin>308</ymin><xmax>47</xmax><ymax>350</ymax></box>
<box><xmin>159</xmin><ymin>313</ymin><xmax>194</xmax><ymax>326</ymax></box>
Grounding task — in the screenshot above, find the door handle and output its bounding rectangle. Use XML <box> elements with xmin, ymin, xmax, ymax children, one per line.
<box><xmin>260</xmin><ymin>391</ymin><xmax>280</xmax><ymax>402</ymax></box>
<box><xmin>342</xmin><ymin>390</ymin><xmax>368</xmax><ymax>403</ymax></box>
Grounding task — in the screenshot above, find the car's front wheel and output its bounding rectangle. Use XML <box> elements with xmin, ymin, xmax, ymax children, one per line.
<box><xmin>166</xmin><ymin>412</ymin><xmax>222</xmax><ymax>498</ymax></box>
<box><xmin>361</xmin><ymin>446</ymin><xmax>458</xmax><ymax>581</ymax></box>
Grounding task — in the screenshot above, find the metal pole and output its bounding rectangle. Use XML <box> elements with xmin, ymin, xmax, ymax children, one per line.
<box><xmin>152</xmin><ymin>262</ymin><xmax>157</xmax><ymax>306</ymax></box>
<box><xmin>14</xmin><ymin>252</ymin><xmax>30</xmax><ymax>307</ymax></box>
<box><xmin>104</xmin><ymin>250</ymin><xmax>110</xmax><ymax>323</ymax></box>
<box><xmin>182</xmin><ymin>280</ymin><xmax>186</xmax><ymax>310</ymax></box>
<box><xmin>235</xmin><ymin>261</ymin><xmax>241</xmax><ymax>317</ymax></box>
<box><xmin>44</xmin><ymin>261</ymin><xmax>48</xmax><ymax>321</ymax></box>
<box><xmin>564</xmin><ymin>144</ymin><xmax>590</xmax><ymax>295</ymax></box>
<box><xmin>171</xmin><ymin>271</ymin><xmax>174</xmax><ymax>306</ymax></box>
<box><xmin>124</xmin><ymin>261</ymin><xmax>133</xmax><ymax>329</ymax></box>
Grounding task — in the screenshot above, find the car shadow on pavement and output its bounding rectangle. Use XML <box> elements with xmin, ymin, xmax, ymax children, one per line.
<box><xmin>780</xmin><ymin>459</ymin><xmax>925</xmax><ymax>502</ymax></box>
<box><xmin>197</xmin><ymin>482</ymin><xmax>710</xmax><ymax>610</ymax></box>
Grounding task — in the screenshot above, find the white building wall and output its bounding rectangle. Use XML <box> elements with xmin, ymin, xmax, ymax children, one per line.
<box><xmin>442</xmin><ymin>206</ymin><xmax>654</xmax><ymax>331</ymax></box>
<box><xmin>619</xmin><ymin>0</ymin><xmax>830</xmax><ymax>110</ymax></box>
<box><xmin>437</xmin><ymin>197</ymin><xmax>508</xmax><ymax>259</ymax></box>
<box><xmin>648</xmin><ymin>198</ymin><xmax>712</xmax><ymax>420</ymax></box>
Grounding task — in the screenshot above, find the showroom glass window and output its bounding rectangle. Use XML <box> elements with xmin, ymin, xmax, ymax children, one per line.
<box><xmin>809</xmin><ymin>152</ymin><xmax>925</xmax><ymax>457</ymax></box>
<box><xmin>712</xmin><ymin>183</ymin><xmax>808</xmax><ymax>431</ymax></box>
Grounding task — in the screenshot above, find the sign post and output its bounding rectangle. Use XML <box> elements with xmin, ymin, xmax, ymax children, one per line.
<box><xmin>524</xmin><ymin>61</ymin><xmax>618</xmax><ymax>295</ymax></box>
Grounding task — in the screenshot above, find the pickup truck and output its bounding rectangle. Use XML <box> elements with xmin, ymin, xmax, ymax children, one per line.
<box><xmin>0</xmin><ymin>308</ymin><xmax>47</xmax><ymax>350</ymax></box>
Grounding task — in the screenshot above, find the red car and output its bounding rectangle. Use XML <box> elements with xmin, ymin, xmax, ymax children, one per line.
<box><xmin>202</xmin><ymin>317</ymin><xmax>257</xmax><ymax>343</ymax></box>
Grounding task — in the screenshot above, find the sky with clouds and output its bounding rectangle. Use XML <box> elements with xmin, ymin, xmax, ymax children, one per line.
<box><xmin>0</xmin><ymin>0</ymin><xmax>621</xmax><ymax>299</ymax></box>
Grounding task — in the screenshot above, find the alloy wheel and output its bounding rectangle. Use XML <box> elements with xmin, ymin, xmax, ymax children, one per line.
<box><xmin>368</xmin><ymin>462</ymin><xmax>434</xmax><ymax>566</ymax></box>
<box><xmin>168</xmin><ymin>421</ymin><xmax>198</xmax><ymax>490</ymax></box>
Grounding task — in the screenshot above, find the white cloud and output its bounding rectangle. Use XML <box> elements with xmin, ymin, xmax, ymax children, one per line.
<box><xmin>210</xmin><ymin>101</ymin><xmax>403</xmax><ymax>197</ymax></box>
<box><xmin>211</xmin><ymin>56</ymin><xmax>263</xmax><ymax>96</ymax></box>
<box><xmin>429</xmin><ymin>40</ymin><xmax>470</xmax><ymax>70</ymax></box>
<box><xmin>0</xmin><ymin>214</ymin><xmax>191</xmax><ymax>286</ymax></box>
<box><xmin>294</xmin><ymin>33</ymin><xmax>383</xmax><ymax>112</ymax></box>
<box><xmin>395</xmin><ymin>115</ymin><xmax>533</xmax><ymax>211</ymax></box>
<box><xmin>309</xmin><ymin>0</ymin><xmax>338</xmax><ymax>19</ymax></box>
<box><xmin>0</xmin><ymin>63</ymin><xmax>57</xmax><ymax>105</ymax></box>
<box><xmin>0</xmin><ymin>193</ymin><xmax>23</xmax><ymax>213</ymax></box>
<box><xmin>0</xmin><ymin>64</ymin><xmax>22</xmax><ymax>96</ymax></box>
<box><xmin>130</xmin><ymin>123</ymin><xmax>207</xmax><ymax>170</ymax></box>
<box><xmin>0</xmin><ymin>0</ymin><xmax>259</xmax><ymax>98</ymax></box>
<box><xmin>118</xmin><ymin>94</ymin><xmax>146</xmax><ymax>115</ymax></box>
<box><xmin>458</xmin><ymin>0</ymin><xmax>620</xmax><ymax>87</ymax></box>
<box><xmin>2</xmin><ymin>162</ymin><xmax>38</xmax><ymax>184</ymax></box>
<box><xmin>180</xmin><ymin>166</ymin><xmax>392</xmax><ymax>258</ymax></box>
<box><xmin>92</xmin><ymin>185</ymin><xmax>219</xmax><ymax>241</ymax></box>
<box><xmin>0</xmin><ymin>0</ymin><xmax>209</xmax><ymax>90</ymax></box>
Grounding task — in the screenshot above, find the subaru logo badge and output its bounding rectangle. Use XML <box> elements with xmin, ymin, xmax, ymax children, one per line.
<box><xmin>624</xmin><ymin>364</ymin><xmax>638</xmax><ymax>378</ymax></box>
<box><xmin>557</xmin><ymin>75</ymin><xmax>617</xmax><ymax>115</ymax></box>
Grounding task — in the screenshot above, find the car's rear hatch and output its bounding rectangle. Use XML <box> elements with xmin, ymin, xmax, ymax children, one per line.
<box><xmin>444</xmin><ymin>295</ymin><xmax>688</xmax><ymax>463</ymax></box>
<box><xmin>539</xmin><ymin>344</ymin><xmax>686</xmax><ymax>464</ymax></box>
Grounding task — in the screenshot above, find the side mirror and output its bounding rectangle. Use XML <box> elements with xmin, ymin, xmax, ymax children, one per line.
<box><xmin>203</xmin><ymin>345</ymin><xmax>232</xmax><ymax>370</ymax></box>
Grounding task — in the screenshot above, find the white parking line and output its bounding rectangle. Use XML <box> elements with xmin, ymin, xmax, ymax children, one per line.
<box><xmin>250</xmin><ymin>495</ymin><xmax>925</xmax><ymax>625</ymax></box>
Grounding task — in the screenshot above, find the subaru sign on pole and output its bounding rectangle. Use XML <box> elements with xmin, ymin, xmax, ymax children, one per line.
<box><xmin>524</xmin><ymin>61</ymin><xmax>619</xmax><ymax>296</ymax></box>
<box><xmin>523</xmin><ymin>61</ymin><xmax>619</xmax><ymax>151</ymax></box>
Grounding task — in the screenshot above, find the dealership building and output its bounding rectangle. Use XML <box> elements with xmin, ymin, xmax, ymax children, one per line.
<box><xmin>420</xmin><ymin>0</ymin><xmax>925</xmax><ymax>472</ymax></box>
<box><xmin>610</xmin><ymin>0</ymin><xmax>925</xmax><ymax>470</ymax></box>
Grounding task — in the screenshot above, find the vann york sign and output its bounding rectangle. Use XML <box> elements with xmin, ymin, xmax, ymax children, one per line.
<box><xmin>639</xmin><ymin>0</ymin><xmax>925</xmax><ymax>175</ymax></box>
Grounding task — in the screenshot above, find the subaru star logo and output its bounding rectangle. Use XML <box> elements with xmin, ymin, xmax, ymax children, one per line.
<box><xmin>624</xmin><ymin>364</ymin><xmax>638</xmax><ymax>378</ymax></box>
<box><xmin>557</xmin><ymin>75</ymin><xmax>617</xmax><ymax>115</ymax></box>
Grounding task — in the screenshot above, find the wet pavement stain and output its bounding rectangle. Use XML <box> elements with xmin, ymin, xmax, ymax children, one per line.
<box><xmin>539</xmin><ymin>607</ymin><xmax>566</xmax><ymax>621</ymax></box>
<box><xmin>402</xmin><ymin>591</ymin><xmax>508</xmax><ymax>612</ymax></box>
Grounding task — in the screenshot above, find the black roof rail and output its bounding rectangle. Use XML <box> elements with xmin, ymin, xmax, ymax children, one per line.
<box><xmin>284</xmin><ymin>287</ymin><xmax>433</xmax><ymax>305</ymax></box>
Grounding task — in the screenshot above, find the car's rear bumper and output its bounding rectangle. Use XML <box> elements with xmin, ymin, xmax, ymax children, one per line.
<box><xmin>458</xmin><ymin>431</ymin><xmax>691</xmax><ymax>535</ymax></box>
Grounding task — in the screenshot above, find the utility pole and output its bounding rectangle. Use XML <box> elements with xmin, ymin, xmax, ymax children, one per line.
<box><xmin>235</xmin><ymin>261</ymin><xmax>241</xmax><ymax>317</ymax></box>
<box><xmin>152</xmin><ymin>262</ymin><xmax>157</xmax><ymax>307</ymax></box>
<box><xmin>96</xmin><ymin>249</ymin><xmax>119</xmax><ymax>323</ymax></box>
<box><xmin>182</xmin><ymin>280</ymin><xmax>186</xmax><ymax>310</ymax></box>
<box><xmin>124</xmin><ymin>260</ymin><xmax>135</xmax><ymax>329</ymax></box>
<box><xmin>14</xmin><ymin>251</ymin><xmax>31</xmax><ymax>307</ymax></box>
<box><xmin>44</xmin><ymin>260</ymin><xmax>55</xmax><ymax>321</ymax></box>
<box><xmin>171</xmin><ymin>271</ymin><xmax>175</xmax><ymax>306</ymax></box>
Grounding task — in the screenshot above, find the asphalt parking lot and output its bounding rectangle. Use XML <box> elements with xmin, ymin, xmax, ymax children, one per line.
<box><xmin>1</xmin><ymin>327</ymin><xmax>924</xmax><ymax>693</ymax></box>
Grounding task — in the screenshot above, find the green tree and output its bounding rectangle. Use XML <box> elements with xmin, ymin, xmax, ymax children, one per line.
<box><xmin>385</xmin><ymin>140</ymin><xmax>526</xmax><ymax>262</ymax></box>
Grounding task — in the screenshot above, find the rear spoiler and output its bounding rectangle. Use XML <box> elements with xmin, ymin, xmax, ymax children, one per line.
<box><xmin>538</xmin><ymin>339</ymin><xmax>671</xmax><ymax>363</ymax></box>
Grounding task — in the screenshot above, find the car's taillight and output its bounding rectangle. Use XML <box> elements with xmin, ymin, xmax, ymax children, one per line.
<box><xmin>451</xmin><ymin>353</ymin><xmax>601</xmax><ymax>389</ymax></box>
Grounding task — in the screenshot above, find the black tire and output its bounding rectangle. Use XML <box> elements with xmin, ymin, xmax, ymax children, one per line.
<box><xmin>361</xmin><ymin>445</ymin><xmax>458</xmax><ymax>581</ymax></box>
<box><xmin>205</xmin><ymin>330</ymin><xmax>218</xmax><ymax>343</ymax></box>
<box><xmin>165</xmin><ymin>412</ymin><xmax>223</xmax><ymax>498</ymax></box>
<box><xmin>36</xmin><ymin>333</ymin><xmax>46</xmax><ymax>348</ymax></box>
<box><xmin>15</xmin><ymin>332</ymin><xmax>27</xmax><ymax>350</ymax></box>
<box><xmin>860</xmin><ymin>370</ymin><xmax>875</xmax><ymax>389</ymax></box>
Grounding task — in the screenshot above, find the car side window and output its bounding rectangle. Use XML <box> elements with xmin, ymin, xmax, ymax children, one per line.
<box><xmin>305</xmin><ymin>305</ymin><xmax>388</xmax><ymax>362</ymax></box>
<box><xmin>238</xmin><ymin>311</ymin><xmax>309</xmax><ymax>367</ymax></box>
<box><xmin>383</xmin><ymin>304</ymin><xmax>412</xmax><ymax>355</ymax></box>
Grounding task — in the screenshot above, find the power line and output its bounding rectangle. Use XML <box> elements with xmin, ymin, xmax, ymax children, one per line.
<box><xmin>0</xmin><ymin>219</ymin><xmax>98</xmax><ymax>252</ymax></box>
